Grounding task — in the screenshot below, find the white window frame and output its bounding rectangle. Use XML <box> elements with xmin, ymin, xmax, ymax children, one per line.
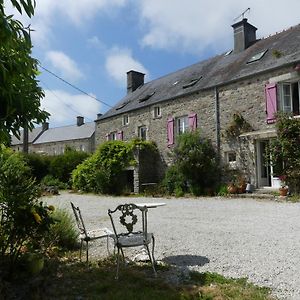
<box><xmin>279</xmin><ymin>81</ymin><xmax>300</xmax><ymax>114</ymax></box>
<box><xmin>122</xmin><ymin>114</ymin><xmax>129</xmax><ymax>126</ymax></box>
<box><xmin>226</xmin><ymin>151</ymin><xmax>237</xmax><ymax>169</ymax></box>
<box><xmin>153</xmin><ymin>106</ymin><xmax>161</xmax><ymax>118</ymax></box>
<box><xmin>138</xmin><ymin>125</ymin><xmax>147</xmax><ymax>140</ymax></box>
<box><xmin>109</xmin><ymin>132</ymin><xmax>117</xmax><ymax>141</ymax></box>
<box><xmin>175</xmin><ymin>115</ymin><xmax>188</xmax><ymax>135</ymax></box>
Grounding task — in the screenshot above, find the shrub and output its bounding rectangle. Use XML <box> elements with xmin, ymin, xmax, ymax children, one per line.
<box><xmin>49</xmin><ymin>147</ymin><xmax>89</xmax><ymax>185</ymax></box>
<box><xmin>23</xmin><ymin>153</ymin><xmax>51</xmax><ymax>182</ymax></box>
<box><xmin>40</xmin><ymin>175</ymin><xmax>68</xmax><ymax>190</ymax></box>
<box><xmin>72</xmin><ymin>140</ymin><xmax>157</xmax><ymax>195</ymax></box>
<box><xmin>43</xmin><ymin>208</ymin><xmax>78</xmax><ymax>250</ymax></box>
<box><xmin>162</xmin><ymin>165</ymin><xmax>186</xmax><ymax>195</ymax></box>
<box><xmin>0</xmin><ymin>145</ymin><xmax>54</xmax><ymax>267</ymax></box>
<box><xmin>267</xmin><ymin>112</ymin><xmax>300</xmax><ymax>194</ymax></box>
<box><xmin>163</xmin><ymin>130</ymin><xmax>221</xmax><ymax>196</ymax></box>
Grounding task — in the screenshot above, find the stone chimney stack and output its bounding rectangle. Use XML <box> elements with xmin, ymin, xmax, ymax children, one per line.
<box><xmin>232</xmin><ymin>18</ymin><xmax>257</xmax><ymax>53</ymax></box>
<box><xmin>42</xmin><ymin>122</ymin><xmax>49</xmax><ymax>131</ymax></box>
<box><xmin>127</xmin><ymin>70</ymin><xmax>145</xmax><ymax>94</ymax></box>
<box><xmin>77</xmin><ymin>116</ymin><xmax>84</xmax><ymax>126</ymax></box>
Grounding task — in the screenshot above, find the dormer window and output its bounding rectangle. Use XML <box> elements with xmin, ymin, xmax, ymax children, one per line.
<box><xmin>138</xmin><ymin>91</ymin><xmax>155</xmax><ymax>103</ymax></box>
<box><xmin>182</xmin><ymin>77</ymin><xmax>202</xmax><ymax>89</ymax></box>
<box><xmin>247</xmin><ymin>49</ymin><xmax>268</xmax><ymax>64</ymax></box>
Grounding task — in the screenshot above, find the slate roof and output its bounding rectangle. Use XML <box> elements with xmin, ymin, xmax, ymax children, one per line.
<box><xmin>99</xmin><ymin>24</ymin><xmax>300</xmax><ymax>120</ymax></box>
<box><xmin>33</xmin><ymin>122</ymin><xmax>95</xmax><ymax>144</ymax></box>
<box><xmin>11</xmin><ymin>127</ymin><xmax>44</xmax><ymax>145</ymax></box>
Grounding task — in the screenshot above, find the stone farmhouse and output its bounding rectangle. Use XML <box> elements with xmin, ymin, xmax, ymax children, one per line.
<box><xmin>11</xmin><ymin>116</ymin><xmax>95</xmax><ymax>155</ymax></box>
<box><xmin>95</xmin><ymin>19</ymin><xmax>300</xmax><ymax>192</ymax></box>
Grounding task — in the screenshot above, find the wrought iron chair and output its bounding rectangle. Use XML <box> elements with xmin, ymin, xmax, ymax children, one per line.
<box><xmin>108</xmin><ymin>203</ymin><xmax>156</xmax><ymax>279</ymax></box>
<box><xmin>70</xmin><ymin>202</ymin><xmax>114</xmax><ymax>262</ymax></box>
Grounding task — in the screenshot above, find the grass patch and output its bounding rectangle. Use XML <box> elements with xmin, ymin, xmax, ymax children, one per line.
<box><xmin>0</xmin><ymin>255</ymin><xmax>275</xmax><ymax>300</ymax></box>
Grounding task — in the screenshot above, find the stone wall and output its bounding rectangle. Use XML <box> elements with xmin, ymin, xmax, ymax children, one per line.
<box><xmin>32</xmin><ymin>137</ymin><xmax>94</xmax><ymax>155</ymax></box>
<box><xmin>95</xmin><ymin>90</ymin><xmax>216</xmax><ymax>169</ymax></box>
<box><xmin>95</xmin><ymin>65</ymin><xmax>296</xmax><ymax>188</ymax></box>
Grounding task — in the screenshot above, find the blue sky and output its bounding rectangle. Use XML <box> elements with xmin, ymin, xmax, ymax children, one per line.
<box><xmin>6</xmin><ymin>0</ymin><xmax>300</xmax><ymax>127</ymax></box>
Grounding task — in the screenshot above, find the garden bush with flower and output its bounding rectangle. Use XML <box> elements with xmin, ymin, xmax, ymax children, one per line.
<box><xmin>0</xmin><ymin>145</ymin><xmax>55</xmax><ymax>271</ymax></box>
<box><xmin>267</xmin><ymin>113</ymin><xmax>300</xmax><ymax>194</ymax></box>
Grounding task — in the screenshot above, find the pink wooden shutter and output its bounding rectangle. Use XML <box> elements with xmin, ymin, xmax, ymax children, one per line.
<box><xmin>265</xmin><ymin>83</ymin><xmax>277</xmax><ymax>124</ymax></box>
<box><xmin>117</xmin><ymin>131</ymin><xmax>123</xmax><ymax>141</ymax></box>
<box><xmin>105</xmin><ymin>133</ymin><xmax>109</xmax><ymax>141</ymax></box>
<box><xmin>188</xmin><ymin>113</ymin><xmax>197</xmax><ymax>130</ymax></box>
<box><xmin>167</xmin><ymin>117</ymin><xmax>174</xmax><ymax>146</ymax></box>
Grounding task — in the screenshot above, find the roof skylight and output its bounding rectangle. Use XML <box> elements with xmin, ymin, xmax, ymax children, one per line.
<box><xmin>138</xmin><ymin>91</ymin><xmax>155</xmax><ymax>103</ymax></box>
<box><xmin>182</xmin><ymin>77</ymin><xmax>202</xmax><ymax>89</ymax></box>
<box><xmin>116</xmin><ymin>102</ymin><xmax>128</xmax><ymax>110</ymax></box>
<box><xmin>247</xmin><ymin>49</ymin><xmax>268</xmax><ymax>64</ymax></box>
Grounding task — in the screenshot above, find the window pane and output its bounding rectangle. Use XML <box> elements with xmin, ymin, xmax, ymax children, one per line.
<box><xmin>282</xmin><ymin>84</ymin><xmax>291</xmax><ymax>112</ymax></box>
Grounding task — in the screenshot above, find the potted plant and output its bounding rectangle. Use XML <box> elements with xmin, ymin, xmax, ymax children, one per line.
<box><xmin>279</xmin><ymin>175</ymin><xmax>288</xmax><ymax>196</ymax></box>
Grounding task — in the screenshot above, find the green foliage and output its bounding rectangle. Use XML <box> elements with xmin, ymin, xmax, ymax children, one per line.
<box><xmin>0</xmin><ymin>1</ymin><xmax>49</xmax><ymax>144</ymax></box>
<box><xmin>72</xmin><ymin>140</ymin><xmax>158</xmax><ymax>195</ymax></box>
<box><xmin>0</xmin><ymin>145</ymin><xmax>54</xmax><ymax>267</ymax></box>
<box><xmin>23</xmin><ymin>152</ymin><xmax>51</xmax><ymax>182</ymax></box>
<box><xmin>43</xmin><ymin>208</ymin><xmax>78</xmax><ymax>250</ymax></box>
<box><xmin>224</xmin><ymin>113</ymin><xmax>253</xmax><ymax>140</ymax></box>
<box><xmin>162</xmin><ymin>165</ymin><xmax>186</xmax><ymax>195</ymax></box>
<box><xmin>49</xmin><ymin>147</ymin><xmax>89</xmax><ymax>184</ymax></box>
<box><xmin>40</xmin><ymin>175</ymin><xmax>68</xmax><ymax>190</ymax></box>
<box><xmin>164</xmin><ymin>130</ymin><xmax>221</xmax><ymax>196</ymax></box>
<box><xmin>267</xmin><ymin>112</ymin><xmax>300</xmax><ymax>193</ymax></box>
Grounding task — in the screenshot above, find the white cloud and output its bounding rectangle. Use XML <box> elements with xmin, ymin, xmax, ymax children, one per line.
<box><xmin>138</xmin><ymin>0</ymin><xmax>300</xmax><ymax>54</ymax></box>
<box><xmin>41</xmin><ymin>90</ymin><xmax>101</xmax><ymax>127</ymax></box>
<box><xmin>46</xmin><ymin>51</ymin><xmax>84</xmax><ymax>82</ymax></box>
<box><xmin>87</xmin><ymin>36</ymin><xmax>106</xmax><ymax>50</ymax></box>
<box><xmin>105</xmin><ymin>48</ymin><xmax>149</xmax><ymax>87</ymax></box>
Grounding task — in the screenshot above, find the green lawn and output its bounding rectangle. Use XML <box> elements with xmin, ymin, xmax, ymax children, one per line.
<box><xmin>1</xmin><ymin>254</ymin><xmax>276</xmax><ymax>300</ymax></box>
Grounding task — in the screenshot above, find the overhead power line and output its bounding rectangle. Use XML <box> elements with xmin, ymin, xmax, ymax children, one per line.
<box><xmin>38</xmin><ymin>64</ymin><xmax>113</xmax><ymax>108</ymax></box>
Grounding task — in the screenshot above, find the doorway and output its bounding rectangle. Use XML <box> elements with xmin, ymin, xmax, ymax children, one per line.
<box><xmin>256</xmin><ymin>140</ymin><xmax>281</xmax><ymax>188</ymax></box>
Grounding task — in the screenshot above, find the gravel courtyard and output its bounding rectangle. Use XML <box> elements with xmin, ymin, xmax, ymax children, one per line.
<box><xmin>44</xmin><ymin>192</ymin><xmax>300</xmax><ymax>300</ymax></box>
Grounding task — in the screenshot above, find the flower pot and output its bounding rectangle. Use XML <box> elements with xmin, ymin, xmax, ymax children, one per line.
<box><xmin>279</xmin><ymin>187</ymin><xmax>288</xmax><ymax>197</ymax></box>
<box><xmin>227</xmin><ymin>184</ymin><xmax>237</xmax><ymax>194</ymax></box>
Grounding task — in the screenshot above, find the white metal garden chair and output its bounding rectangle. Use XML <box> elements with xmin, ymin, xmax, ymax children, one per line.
<box><xmin>70</xmin><ymin>202</ymin><xmax>114</xmax><ymax>262</ymax></box>
<box><xmin>108</xmin><ymin>203</ymin><xmax>156</xmax><ymax>279</ymax></box>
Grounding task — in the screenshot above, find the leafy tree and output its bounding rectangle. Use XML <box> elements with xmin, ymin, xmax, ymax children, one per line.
<box><xmin>0</xmin><ymin>0</ymin><xmax>49</xmax><ymax>144</ymax></box>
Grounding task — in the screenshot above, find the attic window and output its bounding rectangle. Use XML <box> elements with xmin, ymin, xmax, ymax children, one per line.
<box><xmin>225</xmin><ymin>50</ymin><xmax>232</xmax><ymax>56</ymax></box>
<box><xmin>182</xmin><ymin>77</ymin><xmax>202</xmax><ymax>89</ymax></box>
<box><xmin>116</xmin><ymin>102</ymin><xmax>128</xmax><ymax>110</ymax></box>
<box><xmin>247</xmin><ymin>49</ymin><xmax>268</xmax><ymax>64</ymax></box>
<box><xmin>138</xmin><ymin>91</ymin><xmax>155</xmax><ymax>103</ymax></box>
<box><xmin>173</xmin><ymin>81</ymin><xmax>179</xmax><ymax>86</ymax></box>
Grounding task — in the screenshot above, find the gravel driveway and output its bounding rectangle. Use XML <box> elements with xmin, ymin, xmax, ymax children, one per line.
<box><xmin>43</xmin><ymin>191</ymin><xmax>300</xmax><ymax>300</ymax></box>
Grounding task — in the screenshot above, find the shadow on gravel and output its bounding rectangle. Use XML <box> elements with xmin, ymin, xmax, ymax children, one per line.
<box><xmin>163</xmin><ymin>255</ymin><xmax>209</xmax><ymax>267</ymax></box>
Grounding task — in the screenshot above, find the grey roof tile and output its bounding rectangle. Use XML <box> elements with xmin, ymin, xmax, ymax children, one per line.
<box><xmin>11</xmin><ymin>127</ymin><xmax>43</xmax><ymax>145</ymax></box>
<box><xmin>99</xmin><ymin>24</ymin><xmax>300</xmax><ymax>120</ymax></box>
<box><xmin>34</xmin><ymin>122</ymin><xmax>95</xmax><ymax>144</ymax></box>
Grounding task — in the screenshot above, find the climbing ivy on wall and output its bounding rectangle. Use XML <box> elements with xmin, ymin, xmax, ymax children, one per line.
<box><xmin>72</xmin><ymin>139</ymin><xmax>157</xmax><ymax>195</ymax></box>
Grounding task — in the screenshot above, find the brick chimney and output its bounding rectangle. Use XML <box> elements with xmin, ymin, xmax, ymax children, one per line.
<box><xmin>232</xmin><ymin>18</ymin><xmax>257</xmax><ymax>53</ymax></box>
<box><xmin>127</xmin><ymin>70</ymin><xmax>145</xmax><ymax>94</ymax></box>
<box><xmin>77</xmin><ymin>116</ymin><xmax>84</xmax><ymax>126</ymax></box>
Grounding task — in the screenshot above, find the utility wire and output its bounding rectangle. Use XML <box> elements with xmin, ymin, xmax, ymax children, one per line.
<box><xmin>38</xmin><ymin>64</ymin><xmax>113</xmax><ymax>108</ymax></box>
<box><xmin>40</xmin><ymin>80</ymin><xmax>94</xmax><ymax>123</ymax></box>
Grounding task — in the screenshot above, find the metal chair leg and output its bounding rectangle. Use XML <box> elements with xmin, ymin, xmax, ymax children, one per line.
<box><xmin>80</xmin><ymin>240</ymin><xmax>83</xmax><ymax>261</ymax></box>
<box><xmin>86</xmin><ymin>241</ymin><xmax>89</xmax><ymax>262</ymax></box>
<box><xmin>152</xmin><ymin>235</ymin><xmax>156</xmax><ymax>265</ymax></box>
<box><xmin>116</xmin><ymin>247</ymin><xmax>120</xmax><ymax>280</ymax></box>
<box><xmin>145</xmin><ymin>244</ymin><xmax>157</xmax><ymax>277</ymax></box>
